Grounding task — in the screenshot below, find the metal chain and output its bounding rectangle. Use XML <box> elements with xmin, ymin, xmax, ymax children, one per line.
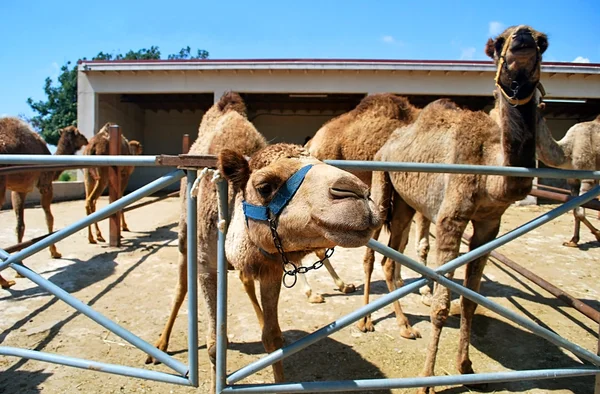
<box><xmin>268</xmin><ymin>218</ymin><xmax>335</xmax><ymax>288</ymax></box>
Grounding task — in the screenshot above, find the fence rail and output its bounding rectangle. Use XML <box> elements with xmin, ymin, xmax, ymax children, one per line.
<box><xmin>0</xmin><ymin>152</ymin><xmax>598</xmax><ymax>393</ymax></box>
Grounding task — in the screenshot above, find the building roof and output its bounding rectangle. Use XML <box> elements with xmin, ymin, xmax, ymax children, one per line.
<box><xmin>79</xmin><ymin>58</ymin><xmax>600</xmax><ymax>75</ymax></box>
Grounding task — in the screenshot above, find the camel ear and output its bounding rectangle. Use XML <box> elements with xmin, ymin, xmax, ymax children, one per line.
<box><xmin>219</xmin><ymin>149</ymin><xmax>250</xmax><ymax>190</ymax></box>
<box><xmin>485</xmin><ymin>38</ymin><xmax>496</xmax><ymax>59</ymax></box>
<box><xmin>537</xmin><ymin>34</ymin><xmax>548</xmax><ymax>54</ymax></box>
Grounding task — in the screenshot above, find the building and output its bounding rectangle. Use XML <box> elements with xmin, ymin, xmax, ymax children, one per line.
<box><xmin>77</xmin><ymin>59</ymin><xmax>600</xmax><ymax>190</ymax></box>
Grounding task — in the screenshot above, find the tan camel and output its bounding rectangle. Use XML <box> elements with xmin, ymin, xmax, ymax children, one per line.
<box><xmin>536</xmin><ymin>114</ymin><xmax>600</xmax><ymax>246</ymax></box>
<box><xmin>145</xmin><ymin>92</ymin><xmax>381</xmax><ymax>391</ymax></box>
<box><xmin>83</xmin><ymin>123</ymin><xmax>143</xmax><ymax>244</ymax></box>
<box><xmin>0</xmin><ymin>117</ymin><xmax>88</xmax><ymax>288</ymax></box>
<box><xmin>370</xmin><ymin>25</ymin><xmax>547</xmax><ymax>393</ymax></box>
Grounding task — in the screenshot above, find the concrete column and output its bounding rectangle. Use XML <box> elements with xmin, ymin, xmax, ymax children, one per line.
<box><xmin>213</xmin><ymin>89</ymin><xmax>227</xmax><ymax>103</ymax></box>
<box><xmin>77</xmin><ymin>68</ymin><xmax>98</xmax><ymax>181</ymax></box>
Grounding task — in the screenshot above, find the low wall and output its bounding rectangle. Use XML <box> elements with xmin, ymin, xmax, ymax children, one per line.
<box><xmin>2</xmin><ymin>181</ymin><xmax>85</xmax><ymax>209</ymax></box>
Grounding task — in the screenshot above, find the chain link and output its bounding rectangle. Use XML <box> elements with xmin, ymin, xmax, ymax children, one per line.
<box><xmin>269</xmin><ymin>218</ymin><xmax>334</xmax><ymax>288</ymax></box>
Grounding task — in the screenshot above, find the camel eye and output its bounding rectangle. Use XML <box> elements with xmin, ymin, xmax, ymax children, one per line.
<box><xmin>494</xmin><ymin>37</ymin><xmax>505</xmax><ymax>55</ymax></box>
<box><xmin>256</xmin><ymin>183</ymin><xmax>273</xmax><ymax>198</ymax></box>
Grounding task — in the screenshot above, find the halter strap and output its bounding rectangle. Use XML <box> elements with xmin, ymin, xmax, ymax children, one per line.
<box><xmin>494</xmin><ymin>30</ymin><xmax>544</xmax><ymax>106</ymax></box>
<box><xmin>242</xmin><ymin>164</ymin><xmax>314</xmax><ymax>222</ymax></box>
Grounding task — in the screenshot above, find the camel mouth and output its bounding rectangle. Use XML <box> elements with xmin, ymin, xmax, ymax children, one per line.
<box><xmin>509</xmin><ymin>33</ymin><xmax>537</xmax><ymax>54</ymax></box>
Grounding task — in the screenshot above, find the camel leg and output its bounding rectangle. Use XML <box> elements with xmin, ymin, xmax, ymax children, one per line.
<box><xmin>381</xmin><ymin>200</ymin><xmax>419</xmax><ymax>339</ymax></box>
<box><xmin>357</xmin><ymin>227</ymin><xmax>381</xmax><ymax>332</ymax></box>
<box><xmin>578</xmin><ymin>180</ymin><xmax>600</xmax><ymax>242</ymax></box>
<box><xmin>456</xmin><ymin>219</ymin><xmax>500</xmax><ymax>381</ymax></box>
<box><xmin>85</xmin><ymin>176</ymin><xmax>108</xmax><ymax>244</ymax></box>
<box><xmin>418</xmin><ymin>206</ymin><xmax>470</xmax><ymax>394</ymax></box>
<box><xmin>299</xmin><ymin>253</ymin><xmax>325</xmax><ymax>304</ymax></box>
<box><xmin>120</xmin><ymin>172</ymin><xmax>131</xmax><ymax>232</ymax></box>
<box><xmin>0</xmin><ymin>178</ymin><xmax>14</xmax><ymax>289</ymax></box>
<box><xmin>564</xmin><ymin>181</ymin><xmax>582</xmax><ymax>247</ymax></box>
<box><xmin>11</xmin><ymin>192</ymin><xmax>29</xmax><ymax>277</ymax></box>
<box><xmin>319</xmin><ymin>250</ymin><xmax>355</xmax><ymax>294</ymax></box>
<box><xmin>240</xmin><ymin>270</ymin><xmax>264</xmax><ymax>329</ymax></box>
<box><xmin>259</xmin><ymin>270</ymin><xmax>284</xmax><ymax>382</ymax></box>
<box><xmin>414</xmin><ymin>213</ymin><xmax>433</xmax><ymax>305</ymax></box>
<box><xmin>39</xmin><ymin>186</ymin><xmax>61</xmax><ymax>258</ymax></box>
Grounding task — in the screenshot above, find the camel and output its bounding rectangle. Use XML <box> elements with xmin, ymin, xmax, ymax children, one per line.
<box><xmin>370</xmin><ymin>25</ymin><xmax>547</xmax><ymax>393</ymax></box>
<box><xmin>0</xmin><ymin>117</ymin><xmax>88</xmax><ymax>288</ymax></box>
<box><xmin>306</xmin><ymin>94</ymin><xmax>435</xmax><ymax>316</ymax></box>
<box><xmin>536</xmin><ymin>113</ymin><xmax>600</xmax><ymax>246</ymax></box>
<box><xmin>83</xmin><ymin>123</ymin><xmax>143</xmax><ymax>244</ymax></box>
<box><xmin>145</xmin><ymin>92</ymin><xmax>381</xmax><ymax>391</ymax></box>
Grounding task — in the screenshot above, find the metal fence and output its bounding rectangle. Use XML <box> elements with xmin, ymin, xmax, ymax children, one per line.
<box><xmin>0</xmin><ymin>152</ymin><xmax>599</xmax><ymax>393</ymax></box>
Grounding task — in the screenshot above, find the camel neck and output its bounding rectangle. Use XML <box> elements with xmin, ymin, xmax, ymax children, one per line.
<box><xmin>495</xmin><ymin>92</ymin><xmax>538</xmax><ymax>168</ymax></box>
<box><xmin>54</xmin><ymin>139</ymin><xmax>78</xmax><ymax>156</ymax></box>
<box><xmin>536</xmin><ymin>116</ymin><xmax>570</xmax><ymax>168</ymax></box>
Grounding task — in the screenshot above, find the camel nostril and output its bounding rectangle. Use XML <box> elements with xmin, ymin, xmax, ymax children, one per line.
<box><xmin>329</xmin><ymin>177</ymin><xmax>368</xmax><ymax>200</ymax></box>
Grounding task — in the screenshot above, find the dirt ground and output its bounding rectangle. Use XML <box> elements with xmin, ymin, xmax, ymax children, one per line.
<box><xmin>0</xmin><ymin>196</ymin><xmax>598</xmax><ymax>394</ymax></box>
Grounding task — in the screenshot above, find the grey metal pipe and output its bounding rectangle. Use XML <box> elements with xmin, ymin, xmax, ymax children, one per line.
<box><xmin>227</xmin><ymin>185</ymin><xmax>600</xmax><ymax>383</ymax></box>
<box><xmin>0</xmin><ymin>170</ymin><xmax>185</xmax><ymax>272</ymax></box>
<box><xmin>222</xmin><ymin>368</ymin><xmax>600</xmax><ymax>393</ymax></box>
<box><xmin>0</xmin><ymin>347</ymin><xmax>192</xmax><ymax>386</ymax></box>
<box><xmin>324</xmin><ymin>160</ymin><xmax>600</xmax><ymax>180</ymax></box>
<box><xmin>367</xmin><ymin>238</ymin><xmax>600</xmax><ymax>366</ymax></box>
<box><xmin>7</xmin><ymin>261</ymin><xmax>189</xmax><ymax>375</ymax></box>
<box><xmin>0</xmin><ymin>154</ymin><xmax>158</xmax><ymax>166</ymax></box>
<box><xmin>186</xmin><ymin>171</ymin><xmax>199</xmax><ymax>387</ymax></box>
<box><xmin>216</xmin><ymin>178</ymin><xmax>230</xmax><ymax>394</ymax></box>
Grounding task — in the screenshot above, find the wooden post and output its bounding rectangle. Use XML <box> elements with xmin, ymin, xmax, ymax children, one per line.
<box><xmin>595</xmin><ymin>323</ymin><xmax>599</xmax><ymax>394</ymax></box>
<box><xmin>109</xmin><ymin>125</ymin><xmax>121</xmax><ymax>247</ymax></box>
<box><xmin>182</xmin><ymin>134</ymin><xmax>190</xmax><ymax>154</ymax></box>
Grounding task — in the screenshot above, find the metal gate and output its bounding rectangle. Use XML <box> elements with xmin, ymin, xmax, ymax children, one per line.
<box><xmin>1</xmin><ymin>152</ymin><xmax>599</xmax><ymax>392</ymax></box>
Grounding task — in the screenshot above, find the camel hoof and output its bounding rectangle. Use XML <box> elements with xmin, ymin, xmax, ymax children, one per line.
<box><xmin>357</xmin><ymin>317</ymin><xmax>375</xmax><ymax>333</ymax></box>
<box><xmin>308</xmin><ymin>292</ymin><xmax>325</xmax><ymax>304</ymax></box>
<box><xmin>88</xmin><ymin>239</ymin><xmax>97</xmax><ymax>244</ymax></box>
<box><xmin>51</xmin><ymin>252</ymin><xmax>62</xmax><ymax>259</ymax></box>
<box><xmin>122</xmin><ymin>226</ymin><xmax>130</xmax><ymax>232</ymax></box>
<box><xmin>562</xmin><ymin>241</ymin><xmax>578</xmax><ymax>248</ymax></box>
<box><xmin>1</xmin><ymin>280</ymin><xmax>16</xmax><ymax>289</ymax></box>
<box><xmin>340</xmin><ymin>283</ymin><xmax>356</xmax><ymax>294</ymax></box>
<box><xmin>96</xmin><ymin>236</ymin><xmax>106</xmax><ymax>243</ymax></box>
<box><xmin>417</xmin><ymin>387</ymin><xmax>436</xmax><ymax>394</ymax></box>
<box><xmin>399</xmin><ymin>326</ymin><xmax>421</xmax><ymax>340</ymax></box>
<box><xmin>15</xmin><ymin>273</ymin><xmax>25</xmax><ymax>279</ymax></box>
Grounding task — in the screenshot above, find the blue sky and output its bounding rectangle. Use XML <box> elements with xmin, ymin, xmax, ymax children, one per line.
<box><xmin>1</xmin><ymin>0</ymin><xmax>598</xmax><ymax>119</ymax></box>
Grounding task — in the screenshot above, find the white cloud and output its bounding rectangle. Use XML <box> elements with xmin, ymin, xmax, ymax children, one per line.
<box><xmin>50</xmin><ymin>62</ymin><xmax>60</xmax><ymax>80</ymax></box>
<box><xmin>460</xmin><ymin>47</ymin><xmax>476</xmax><ymax>60</ymax></box>
<box><xmin>0</xmin><ymin>114</ymin><xmax>8</xmax><ymax>118</ymax></box>
<box><xmin>382</xmin><ymin>35</ymin><xmax>395</xmax><ymax>44</ymax></box>
<box><xmin>573</xmin><ymin>56</ymin><xmax>590</xmax><ymax>63</ymax></box>
<box><xmin>489</xmin><ymin>21</ymin><xmax>505</xmax><ymax>36</ymax></box>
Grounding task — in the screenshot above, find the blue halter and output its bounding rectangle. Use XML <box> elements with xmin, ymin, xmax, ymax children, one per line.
<box><xmin>242</xmin><ymin>164</ymin><xmax>313</xmax><ymax>222</ymax></box>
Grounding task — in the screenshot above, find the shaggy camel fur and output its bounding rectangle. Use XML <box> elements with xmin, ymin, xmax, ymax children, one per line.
<box><xmin>0</xmin><ymin>118</ymin><xmax>88</xmax><ymax>288</ymax></box>
<box><xmin>306</xmin><ymin>93</ymin><xmax>434</xmax><ymax>316</ymax></box>
<box><xmin>145</xmin><ymin>92</ymin><xmax>380</xmax><ymax>391</ymax></box>
<box><xmin>371</xmin><ymin>26</ymin><xmax>547</xmax><ymax>393</ymax></box>
<box><xmin>83</xmin><ymin>123</ymin><xmax>143</xmax><ymax>244</ymax></box>
<box><xmin>536</xmin><ymin>114</ymin><xmax>600</xmax><ymax>246</ymax></box>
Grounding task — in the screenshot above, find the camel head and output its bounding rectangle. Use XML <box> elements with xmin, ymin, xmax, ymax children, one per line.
<box><xmin>128</xmin><ymin>140</ymin><xmax>143</xmax><ymax>155</ymax></box>
<box><xmin>486</xmin><ymin>25</ymin><xmax>548</xmax><ymax>105</ymax></box>
<box><xmin>58</xmin><ymin>126</ymin><xmax>88</xmax><ymax>152</ymax></box>
<box><xmin>219</xmin><ymin>143</ymin><xmax>381</xmax><ymax>255</ymax></box>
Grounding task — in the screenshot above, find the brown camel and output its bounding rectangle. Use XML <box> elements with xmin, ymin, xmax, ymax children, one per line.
<box><xmin>536</xmin><ymin>113</ymin><xmax>600</xmax><ymax>246</ymax></box>
<box><xmin>0</xmin><ymin>117</ymin><xmax>88</xmax><ymax>288</ymax></box>
<box><xmin>305</xmin><ymin>93</ymin><xmax>433</xmax><ymax>306</ymax></box>
<box><xmin>370</xmin><ymin>25</ymin><xmax>547</xmax><ymax>393</ymax></box>
<box><xmin>145</xmin><ymin>92</ymin><xmax>380</xmax><ymax>391</ymax></box>
<box><xmin>83</xmin><ymin>123</ymin><xmax>143</xmax><ymax>244</ymax></box>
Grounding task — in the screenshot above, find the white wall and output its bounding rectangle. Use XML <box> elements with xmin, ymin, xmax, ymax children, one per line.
<box><xmin>250</xmin><ymin>110</ymin><xmax>344</xmax><ymax>145</ymax></box>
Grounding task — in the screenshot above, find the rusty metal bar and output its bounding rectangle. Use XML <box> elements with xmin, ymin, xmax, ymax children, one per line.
<box><xmin>155</xmin><ymin>154</ymin><xmax>218</xmax><ymax>168</ymax></box>
<box><xmin>4</xmin><ymin>232</ymin><xmax>56</xmax><ymax>254</ymax></box>
<box><xmin>530</xmin><ymin>188</ymin><xmax>600</xmax><ymax>211</ymax></box>
<box><xmin>108</xmin><ymin>125</ymin><xmax>122</xmax><ymax>247</ymax></box>
<box><xmin>182</xmin><ymin>134</ymin><xmax>190</xmax><ymax>154</ymax></box>
<box><xmin>462</xmin><ymin>233</ymin><xmax>600</xmax><ymax>324</ymax></box>
<box><xmin>122</xmin><ymin>191</ymin><xmax>179</xmax><ymax>213</ymax></box>
<box><xmin>534</xmin><ymin>183</ymin><xmax>571</xmax><ymax>194</ymax></box>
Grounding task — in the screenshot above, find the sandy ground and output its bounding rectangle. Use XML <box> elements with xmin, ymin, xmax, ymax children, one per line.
<box><xmin>0</xmin><ymin>196</ymin><xmax>598</xmax><ymax>394</ymax></box>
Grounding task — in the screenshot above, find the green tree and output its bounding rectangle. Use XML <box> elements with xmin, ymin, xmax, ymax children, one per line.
<box><xmin>27</xmin><ymin>46</ymin><xmax>208</xmax><ymax>145</ymax></box>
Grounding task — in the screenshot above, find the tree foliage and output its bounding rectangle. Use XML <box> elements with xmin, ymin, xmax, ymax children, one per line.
<box><xmin>27</xmin><ymin>46</ymin><xmax>209</xmax><ymax>145</ymax></box>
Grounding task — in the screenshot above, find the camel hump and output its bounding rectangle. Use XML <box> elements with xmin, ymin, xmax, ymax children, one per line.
<box><xmin>355</xmin><ymin>93</ymin><xmax>414</xmax><ymax>121</ymax></box>
<box><xmin>217</xmin><ymin>92</ymin><xmax>247</xmax><ymax>116</ymax></box>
